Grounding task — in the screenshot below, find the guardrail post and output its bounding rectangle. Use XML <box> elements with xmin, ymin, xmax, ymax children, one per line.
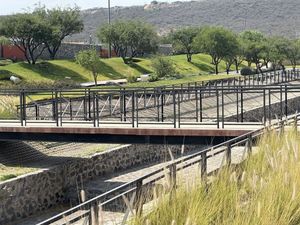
<box><xmin>263</xmin><ymin>89</ymin><xmax>266</xmax><ymax>125</ymax></box>
<box><xmin>169</xmin><ymin>164</ymin><xmax>177</xmax><ymax>192</ymax></box>
<box><xmin>132</xmin><ymin>91</ymin><xmax>135</xmax><ymax>128</ymax></box>
<box><xmin>226</xmin><ymin>144</ymin><xmax>231</xmax><ymax>166</ymax></box>
<box><xmin>173</xmin><ymin>91</ymin><xmax>177</xmax><ymax>128</ymax></box>
<box><xmin>248</xmin><ymin>134</ymin><xmax>253</xmax><ymax>155</ymax></box>
<box><xmin>216</xmin><ymin>89</ymin><xmax>220</xmax><ymax>128</ymax></box>
<box><xmin>135</xmin><ymin>179</ymin><xmax>143</xmax><ymax>217</ymax></box>
<box><xmin>178</xmin><ymin>92</ymin><xmax>181</xmax><ymax>128</ymax></box>
<box><xmin>294</xmin><ymin>114</ymin><xmax>298</xmax><ymax>132</ymax></box>
<box><xmin>221</xmin><ymin>88</ymin><xmax>225</xmax><ymax>128</ymax></box>
<box><xmin>195</xmin><ymin>89</ymin><xmax>199</xmax><ymax>122</ymax></box>
<box><xmin>200</xmin><ymin>151</ymin><xmax>207</xmax><ymax>181</ymax></box>
<box><xmin>285</xmin><ymin>85</ymin><xmax>288</xmax><ymax>117</ymax></box>
<box><xmin>55</xmin><ymin>91</ymin><xmax>59</xmax><ymax>127</ymax></box>
<box><xmin>69</xmin><ymin>98</ymin><xmax>73</xmax><ymax>121</ymax></box>
<box><xmin>96</xmin><ymin>93</ymin><xmax>100</xmax><ymax>127</ymax></box>
<box><xmin>89</xmin><ymin>203</ymin><xmax>99</xmax><ymax>225</ymax></box>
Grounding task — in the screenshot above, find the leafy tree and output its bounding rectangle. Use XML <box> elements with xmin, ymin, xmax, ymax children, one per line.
<box><xmin>240</xmin><ymin>30</ymin><xmax>266</xmax><ymax>72</ymax></box>
<box><xmin>284</xmin><ymin>39</ymin><xmax>300</xmax><ymax>71</ymax></box>
<box><xmin>0</xmin><ymin>13</ymin><xmax>50</xmax><ymax>64</ymax></box>
<box><xmin>151</xmin><ymin>56</ymin><xmax>176</xmax><ymax>78</ymax></box>
<box><xmin>76</xmin><ymin>50</ymin><xmax>101</xmax><ymax>86</ymax></box>
<box><xmin>268</xmin><ymin>37</ymin><xmax>288</xmax><ymax>71</ymax></box>
<box><xmin>233</xmin><ymin>37</ymin><xmax>245</xmax><ymax>73</ymax></box>
<box><xmin>170</xmin><ymin>27</ymin><xmax>200</xmax><ymax>62</ymax></box>
<box><xmin>98</xmin><ymin>20</ymin><xmax>158</xmax><ymax>64</ymax></box>
<box><xmin>194</xmin><ymin>26</ymin><xmax>238</xmax><ymax>74</ymax></box>
<box><xmin>44</xmin><ymin>7</ymin><xmax>84</xmax><ymax>60</ymax></box>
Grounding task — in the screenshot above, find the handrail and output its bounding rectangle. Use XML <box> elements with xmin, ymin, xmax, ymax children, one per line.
<box><xmin>37</xmin><ymin>112</ymin><xmax>300</xmax><ymax>225</ymax></box>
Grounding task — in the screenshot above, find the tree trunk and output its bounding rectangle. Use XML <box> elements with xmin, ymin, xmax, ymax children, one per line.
<box><xmin>187</xmin><ymin>53</ymin><xmax>192</xmax><ymax>62</ymax></box>
<box><xmin>234</xmin><ymin>59</ymin><xmax>239</xmax><ymax>73</ymax></box>
<box><xmin>215</xmin><ymin>64</ymin><xmax>219</xmax><ymax>74</ymax></box>
<box><xmin>247</xmin><ymin>61</ymin><xmax>251</xmax><ymax>67</ymax></box>
<box><xmin>93</xmin><ymin>73</ymin><xmax>98</xmax><ymax>87</ymax></box>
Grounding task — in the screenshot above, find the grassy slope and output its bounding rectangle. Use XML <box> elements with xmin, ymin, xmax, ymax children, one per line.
<box><xmin>0</xmin><ymin>54</ymin><xmax>240</xmax><ymax>87</ymax></box>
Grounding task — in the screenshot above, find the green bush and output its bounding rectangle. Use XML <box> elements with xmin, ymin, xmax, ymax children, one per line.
<box><xmin>240</xmin><ymin>67</ymin><xmax>254</xmax><ymax>76</ymax></box>
<box><xmin>0</xmin><ymin>70</ymin><xmax>14</xmax><ymax>80</ymax></box>
<box><xmin>149</xmin><ymin>74</ymin><xmax>159</xmax><ymax>82</ymax></box>
<box><xmin>127</xmin><ymin>74</ymin><xmax>139</xmax><ymax>83</ymax></box>
<box><xmin>151</xmin><ymin>56</ymin><xmax>176</xmax><ymax>78</ymax></box>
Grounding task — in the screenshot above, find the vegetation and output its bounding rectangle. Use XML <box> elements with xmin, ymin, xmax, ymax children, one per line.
<box><xmin>40</xmin><ymin>7</ymin><xmax>84</xmax><ymax>60</ymax></box>
<box><xmin>194</xmin><ymin>27</ymin><xmax>239</xmax><ymax>74</ymax></box>
<box><xmin>0</xmin><ymin>6</ymin><xmax>83</xmax><ymax>64</ymax></box>
<box><xmin>98</xmin><ymin>20</ymin><xmax>158</xmax><ymax>64</ymax></box>
<box><xmin>170</xmin><ymin>27</ymin><xmax>200</xmax><ymax>62</ymax></box>
<box><xmin>75</xmin><ymin>0</ymin><xmax>300</xmax><ymax>43</ymax></box>
<box><xmin>0</xmin><ymin>53</ymin><xmax>242</xmax><ymax>88</ymax></box>
<box><xmin>75</xmin><ymin>49</ymin><xmax>101</xmax><ymax>86</ymax></box>
<box><xmin>133</xmin><ymin>130</ymin><xmax>300</xmax><ymax>225</ymax></box>
<box><xmin>151</xmin><ymin>56</ymin><xmax>176</xmax><ymax>80</ymax></box>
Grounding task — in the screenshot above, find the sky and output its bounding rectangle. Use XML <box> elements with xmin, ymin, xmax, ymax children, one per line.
<box><xmin>0</xmin><ymin>0</ymin><xmax>192</xmax><ymax>15</ymax></box>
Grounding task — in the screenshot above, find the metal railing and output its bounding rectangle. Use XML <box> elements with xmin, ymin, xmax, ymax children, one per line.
<box><xmin>37</xmin><ymin>112</ymin><xmax>300</xmax><ymax>225</ymax></box>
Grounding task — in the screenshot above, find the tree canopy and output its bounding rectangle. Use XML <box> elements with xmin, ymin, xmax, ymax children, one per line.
<box><xmin>194</xmin><ymin>26</ymin><xmax>238</xmax><ymax>74</ymax></box>
<box><xmin>170</xmin><ymin>27</ymin><xmax>200</xmax><ymax>62</ymax></box>
<box><xmin>98</xmin><ymin>20</ymin><xmax>158</xmax><ymax>64</ymax></box>
<box><xmin>75</xmin><ymin>49</ymin><xmax>101</xmax><ymax>86</ymax></box>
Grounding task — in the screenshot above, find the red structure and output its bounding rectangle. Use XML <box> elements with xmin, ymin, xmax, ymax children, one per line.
<box><xmin>1</xmin><ymin>45</ymin><xmax>26</xmax><ymax>60</ymax></box>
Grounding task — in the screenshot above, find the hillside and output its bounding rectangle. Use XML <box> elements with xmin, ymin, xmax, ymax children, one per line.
<box><xmin>0</xmin><ymin>54</ymin><xmax>239</xmax><ymax>87</ymax></box>
<box><xmin>69</xmin><ymin>0</ymin><xmax>300</xmax><ymax>43</ymax></box>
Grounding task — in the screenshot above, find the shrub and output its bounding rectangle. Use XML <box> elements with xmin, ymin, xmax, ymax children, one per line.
<box><xmin>127</xmin><ymin>74</ymin><xmax>139</xmax><ymax>83</ymax></box>
<box><xmin>240</xmin><ymin>67</ymin><xmax>254</xmax><ymax>76</ymax></box>
<box><xmin>149</xmin><ymin>74</ymin><xmax>159</xmax><ymax>82</ymax></box>
<box><xmin>151</xmin><ymin>56</ymin><xmax>176</xmax><ymax>78</ymax></box>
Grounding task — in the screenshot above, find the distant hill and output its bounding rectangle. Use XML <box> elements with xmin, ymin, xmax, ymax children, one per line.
<box><xmin>67</xmin><ymin>0</ymin><xmax>300</xmax><ymax>43</ymax></box>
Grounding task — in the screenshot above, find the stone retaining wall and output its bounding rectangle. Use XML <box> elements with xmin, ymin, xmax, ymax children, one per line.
<box><xmin>0</xmin><ymin>144</ymin><xmax>199</xmax><ymax>223</ymax></box>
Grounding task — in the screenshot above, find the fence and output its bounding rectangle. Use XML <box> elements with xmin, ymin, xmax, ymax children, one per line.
<box><xmin>37</xmin><ymin>112</ymin><xmax>300</xmax><ymax>225</ymax></box>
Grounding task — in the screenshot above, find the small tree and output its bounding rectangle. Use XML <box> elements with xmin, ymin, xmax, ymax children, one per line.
<box><xmin>171</xmin><ymin>27</ymin><xmax>200</xmax><ymax>62</ymax></box>
<box><xmin>98</xmin><ymin>20</ymin><xmax>158</xmax><ymax>64</ymax></box>
<box><xmin>44</xmin><ymin>7</ymin><xmax>84</xmax><ymax>60</ymax></box>
<box><xmin>284</xmin><ymin>39</ymin><xmax>300</xmax><ymax>71</ymax></box>
<box><xmin>151</xmin><ymin>56</ymin><xmax>176</xmax><ymax>79</ymax></box>
<box><xmin>240</xmin><ymin>30</ymin><xmax>266</xmax><ymax>72</ymax></box>
<box><xmin>268</xmin><ymin>37</ymin><xmax>288</xmax><ymax>72</ymax></box>
<box><xmin>0</xmin><ymin>13</ymin><xmax>50</xmax><ymax>64</ymax></box>
<box><xmin>76</xmin><ymin>50</ymin><xmax>101</xmax><ymax>86</ymax></box>
<box><xmin>194</xmin><ymin>26</ymin><xmax>238</xmax><ymax>74</ymax></box>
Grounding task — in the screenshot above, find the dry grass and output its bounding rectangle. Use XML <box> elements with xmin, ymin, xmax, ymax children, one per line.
<box><xmin>132</xmin><ymin>130</ymin><xmax>300</xmax><ymax>225</ymax></box>
<box><xmin>0</xmin><ymin>95</ymin><xmax>18</xmax><ymax>119</ymax></box>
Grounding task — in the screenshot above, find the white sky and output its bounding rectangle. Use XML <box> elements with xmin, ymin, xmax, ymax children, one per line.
<box><xmin>0</xmin><ymin>0</ymin><xmax>193</xmax><ymax>15</ymax></box>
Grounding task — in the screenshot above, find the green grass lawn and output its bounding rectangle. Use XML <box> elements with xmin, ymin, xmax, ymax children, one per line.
<box><xmin>0</xmin><ymin>54</ymin><xmax>241</xmax><ymax>88</ymax></box>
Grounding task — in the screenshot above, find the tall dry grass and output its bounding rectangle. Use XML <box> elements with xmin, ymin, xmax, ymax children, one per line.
<box><xmin>0</xmin><ymin>95</ymin><xmax>17</xmax><ymax>119</ymax></box>
<box><xmin>133</xmin><ymin>130</ymin><xmax>300</xmax><ymax>225</ymax></box>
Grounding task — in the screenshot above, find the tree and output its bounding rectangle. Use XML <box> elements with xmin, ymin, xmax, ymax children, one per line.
<box><xmin>268</xmin><ymin>37</ymin><xmax>288</xmax><ymax>72</ymax></box>
<box><xmin>44</xmin><ymin>7</ymin><xmax>84</xmax><ymax>60</ymax></box>
<box><xmin>0</xmin><ymin>13</ymin><xmax>50</xmax><ymax>64</ymax></box>
<box><xmin>193</xmin><ymin>26</ymin><xmax>238</xmax><ymax>74</ymax></box>
<box><xmin>98</xmin><ymin>20</ymin><xmax>158</xmax><ymax>64</ymax></box>
<box><xmin>284</xmin><ymin>39</ymin><xmax>300</xmax><ymax>71</ymax></box>
<box><xmin>170</xmin><ymin>27</ymin><xmax>200</xmax><ymax>62</ymax></box>
<box><xmin>76</xmin><ymin>50</ymin><xmax>101</xmax><ymax>86</ymax></box>
<box><xmin>240</xmin><ymin>30</ymin><xmax>266</xmax><ymax>72</ymax></box>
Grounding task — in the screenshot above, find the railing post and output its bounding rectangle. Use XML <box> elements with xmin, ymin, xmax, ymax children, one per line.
<box><xmin>173</xmin><ymin>91</ymin><xmax>177</xmax><ymax>128</ymax></box>
<box><xmin>55</xmin><ymin>90</ymin><xmax>59</xmax><ymax>127</ymax></box>
<box><xmin>200</xmin><ymin>151</ymin><xmax>207</xmax><ymax>181</ymax></box>
<box><xmin>226</xmin><ymin>143</ymin><xmax>232</xmax><ymax>166</ymax></box>
<box><xmin>263</xmin><ymin>89</ymin><xmax>266</xmax><ymax>125</ymax></box>
<box><xmin>216</xmin><ymin>89</ymin><xmax>220</xmax><ymax>128</ymax></box>
<box><xmin>169</xmin><ymin>164</ymin><xmax>177</xmax><ymax>192</ymax></box>
<box><xmin>89</xmin><ymin>203</ymin><xmax>99</xmax><ymax>225</ymax></box>
<box><xmin>294</xmin><ymin>114</ymin><xmax>298</xmax><ymax>132</ymax></box>
<box><xmin>132</xmin><ymin>91</ymin><xmax>135</xmax><ymax>128</ymax></box>
<box><xmin>135</xmin><ymin>179</ymin><xmax>143</xmax><ymax>217</ymax></box>
<box><xmin>248</xmin><ymin>134</ymin><xmax>253</xmax><ymax>155</ymax></box>
<box><xmin>195</xmin><ymin>89</ymin><xmax>199</xmax><ymax>122</ymax></box>
<box><xmin>285</xmin><ymin>85</ymin><xmax>288</xmax><ymax>117</ymax></box>
<box><xmin>178</xmin><ymin>92</ymin><xmax>181</xmax><ymax>128</ymax></box>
